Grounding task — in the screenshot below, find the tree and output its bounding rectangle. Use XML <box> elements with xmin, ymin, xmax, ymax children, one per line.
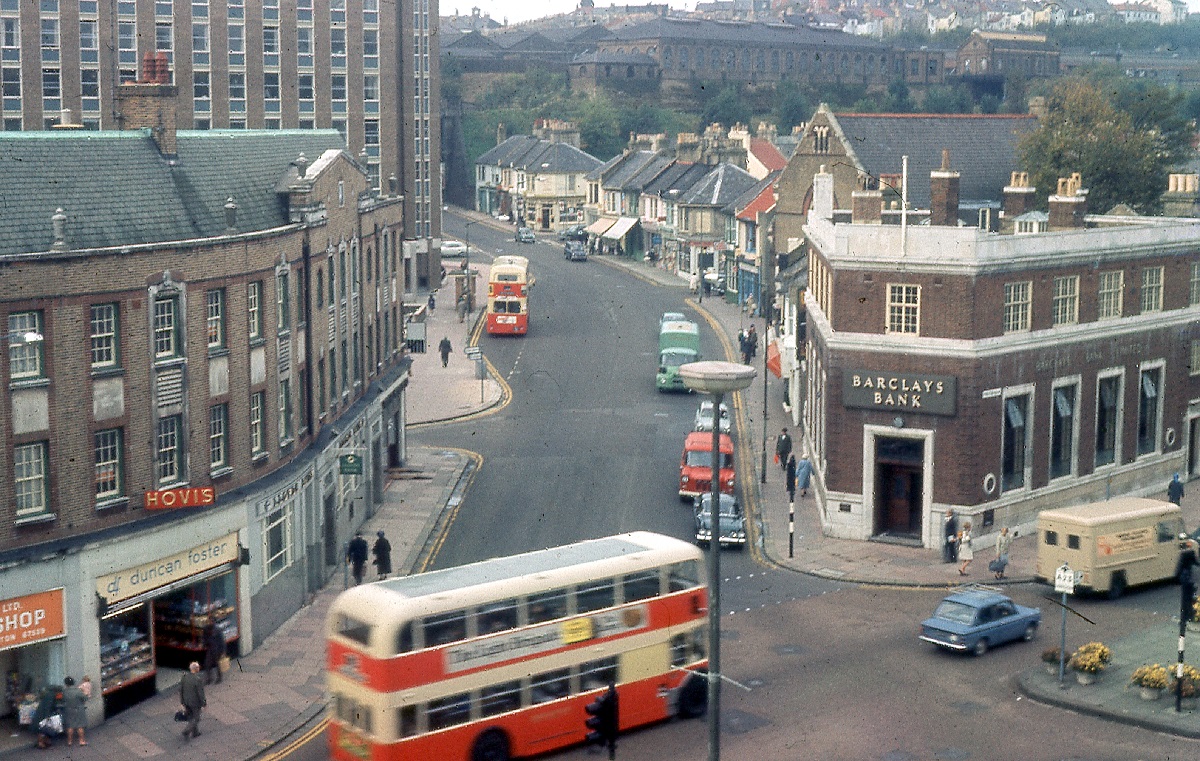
<box><xmin>773</xmin><ymin>81</ymin><xmax>812</xmax><ymax>132</ymax></box>
<box><xmin>574</xmin><ymin>94</ymin><xmax>623</xmax><ymax>160</ymax></box>
<box><xmin>700</xmin><ymin>85</ymin><xmax>750</xmax><ymax>129</ymax></box>
<box><xmin>1018</xmin><ymin>78</ymin><xmax>1187</xmax><ymax>215</ymax></box>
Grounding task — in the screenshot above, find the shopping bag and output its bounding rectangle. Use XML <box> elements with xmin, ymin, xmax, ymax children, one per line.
<box><xmin>988</xmin><ymin>558</ymin><xmax>1006</xmax><ymax>573</ymax></box>
<box><xmin>218</xmin><ymin>654</ymin><xmax>231</xmax><ymax>673</ymax></box>
<box><xmin>39</xmin><ymin>713</ymin><xmax>63</xmax><ymax>735</ymax></box>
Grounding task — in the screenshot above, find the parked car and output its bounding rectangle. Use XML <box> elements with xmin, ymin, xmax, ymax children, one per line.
<box><xmin>516</xmin><ymin>226</ymin><xmax>536</xmax><ymax>244</ymax></box>
<box><xmin>679</xmin><ymin>431</ymin><xmax>734</xmax><ymax>500</ymax></box>
<box><xmin>919</xmin><ymin>587</ymin><xmax>1040</xmax><ymax>656</ymax></box>
<box><xmin>557</xmin><ymin>224</ymin><xmax>587</xmax><ymax>241</ymax></box>
<box><xmin>564</xmin><ymin>240</ymin><xmax>588</xmax><ymax>261</ymax></box>
<box><xmin>693</xmin><ymin>400</ymin><xmax>731</xmax><ymax>434</ymax></box>
<box><xmin>440</xmin><ymin>239</ymin><xmax>467</xmax><ymax>257</ymax></box>
<box><xmin>693</xmin><ymin>493</ymin><xmax>745</xmax><ymax>549</ymax></box>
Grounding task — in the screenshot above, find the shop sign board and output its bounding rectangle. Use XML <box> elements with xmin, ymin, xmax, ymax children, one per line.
<box><xmin>842</xmin><ymin>370</ymin><xmax>957</xmax><ymax>416</ymax></box>
<box><xmin>144</xmin><ymin>486</ymin><xmax>216</xmax><ymax>510</ymax></box>
<box><xmin>339</xmin><ymin>454</ymin><xmax>363</xmax><ymax>475</ymax></box>
<box><xmin>0</xmin><ymin>588</ymin><xmax>65</xmax><ymax>652</ymax></box>
<box><xmin>96</xmin><ymin>533</ymin><xmax>239</xmax><ymax>605</ymax></box>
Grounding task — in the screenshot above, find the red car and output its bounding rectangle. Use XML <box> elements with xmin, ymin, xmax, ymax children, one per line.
<box><xmin>679</xmin><ymin>431</ymin><xmax>734</xmax><ymax>500</ymax></box>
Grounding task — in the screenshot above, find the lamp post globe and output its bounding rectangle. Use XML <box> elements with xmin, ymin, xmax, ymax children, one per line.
<box><xmin>678</xmin><ymin>360</ymin><xmax>755</xmax><ymax>761</ymax></box>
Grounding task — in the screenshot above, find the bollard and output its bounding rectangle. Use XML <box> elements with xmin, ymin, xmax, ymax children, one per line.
<box><xmin>788</xmin><ymin>501</ymin><xmax>795</xmax><ymax>559</ymax></box>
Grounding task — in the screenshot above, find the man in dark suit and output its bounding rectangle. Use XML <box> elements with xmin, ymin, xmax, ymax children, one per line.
<box><xmin>180</xmin><ymin>661</ymin><xmax>206</xmax><ymax>739</ymax></box>
<box><xmin>346</xmin><ymin>532</ymin><xmax>369</xmax><ymax>585</ymax></box>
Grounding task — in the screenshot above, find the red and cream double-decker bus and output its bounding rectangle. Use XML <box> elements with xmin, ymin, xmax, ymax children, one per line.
<box><xmin>326</xmin><ymin>531</ymin><xmax>708</xmax><ymax>761</ymax></box>
<box><xmin>485</xmin><ymin>255</ymin><xmax>532</xmax><ymax>335</ymax></box>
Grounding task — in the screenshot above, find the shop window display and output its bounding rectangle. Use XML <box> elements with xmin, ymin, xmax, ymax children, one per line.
<box><xmin>99</xmin><ymin>605</ymin><xmax>155</xmax><ymax>697</ymax></box>
<box><xmin>153</xmin><ymin>574</ymin><xmax>238</xmax><ymax>667</ymax></box>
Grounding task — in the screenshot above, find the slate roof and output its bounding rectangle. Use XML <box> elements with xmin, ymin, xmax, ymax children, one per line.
<box><xmin>830</xmin><ymin>113</ymin><xmax>1038</xmax><ymax>207</ymax></box>
<box><xmin>0</xmin><ymin>129</ymin><xmax>348</xmax><ymax>257</ymax></box>
<box><xmin>602</xmin><ymin>151</ymin><xmax>661</xmax><ymax>189</ymax></box>
<box><xmin>476</xmin><ymin>135</ymin><xmax>603</xmax><ymax>173</ymax></box>
<box><xmin>619</xmin><ymin>155</ymin><xmax>675</xmax><ymax>193</ymax></box>
<box><xmin>606</xmin><ymin>17</ymin><xmax>886</xmax><ymax>51</ymax></box>
<box><xmin>645</xmin><ymin>162</ymin><xmax>713</xmax><ymax>200</ymax></box>
<box><xmin>677</xmin><ymin>163</ymin><xmax>759</xmax><ymax>207</ymax></box>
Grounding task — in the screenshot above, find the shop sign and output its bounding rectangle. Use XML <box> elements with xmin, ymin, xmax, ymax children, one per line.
<box><xmin>842</xmin><ymin>370</ymin><xmax>957</xmax><ymax>416</ymax></box>
<box><xmin>339</xmin><ymin>454</ymin><xmax>363</xmax><ymax>475</ymax></box>
<box><xmin>144</xmin><ymin>486</ymin><xmax>216</xmax><ymax>510</ymax></box>
<box><xmin>96</xmin><ymin>533</ymin><xmax>238</xmax><ymax>605</ymax></box>
<box><xmin>0</xmin><ymin>589</ymin><xmax>65</xmax><ymax>652</ymax></box>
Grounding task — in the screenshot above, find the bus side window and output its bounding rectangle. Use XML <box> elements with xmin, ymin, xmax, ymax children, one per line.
<box><xmin>530</xmin><ymin>668</ymin><xmax>570</xmax><ymax>704</ymax></box>
<box><xmin>622</xmin><ymin>570</ymin><xmax>661</xmax><ymax>603</ymax></box>
<box><xmin>427</xmin><ymin>693</ymin><xmax>471</xmax><ymax>731</ymax></box>
<box><xmin>398</xmin><ymin>705</ymin><xmax>417</xmax><ymax>738</ymax></box>
<box><xmin>338</xmin><ymin>615</ymin><xmax>372</xmax><ymax>646</ymax></box>
<box><xmin>480</xmin><ymin>680</ymin><xmax>522</xmax><ymax>717</ymax></box>
<box><xmin>580</xmin><ymin>656</ymin><xmax>618</xmax><ymax>691</ymax></box>
<box><xmin>528</xmin><ymin>589</ymin><xmax>569</xmax><ymax>624</ymax></box>
<box><xmin>668</xmin><ymin>560</ymin><xmax>700</xmax><ymax>591</ymax></box>
<box><xmin>396</xmin><ymin>622</ymin><xmax>414</xmax><ymax>654</ymax></box>
<box><xmin>479</xmin><ymin>600</ymin><xmax>518</xmax><ymax>634</ymax></box>
<box><xmin>424</xmin><ymin>611</ymin><xmax>467</xmax><ymax>647</ymax></box>
<box><xmin>1044</xmin><ymin>530</ymin><xmax>1058</xmax><ymax>546</ymax></box>
<box><xmin>576</xmin><ymin>580</ymin><xmax>616</xmax><ymax>613</ymax></box>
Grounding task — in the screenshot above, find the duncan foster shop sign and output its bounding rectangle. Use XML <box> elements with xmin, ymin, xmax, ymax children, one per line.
<box><xmin>842</xmin><ymin>370</ymin><xmax>957</xmax><ymax>416</ymax></box>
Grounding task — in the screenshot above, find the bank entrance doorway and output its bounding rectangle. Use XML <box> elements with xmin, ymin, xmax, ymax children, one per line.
<box><xmin>874</xmin><ymin>437</ymin><xmax>924</xmax><ymax>539</ymax></box>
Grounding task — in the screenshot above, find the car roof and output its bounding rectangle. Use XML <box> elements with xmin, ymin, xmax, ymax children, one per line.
<box><xmin>941</xmin><ymin>589</ymin><xmax>1011</xmax><ymax>608</ymax></box>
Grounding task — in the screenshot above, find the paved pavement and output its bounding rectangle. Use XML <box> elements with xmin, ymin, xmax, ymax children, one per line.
<box><xmin>15</xmin><ymin>216</ymin><xmax>1198</xmax><ymax>757</ymax></box>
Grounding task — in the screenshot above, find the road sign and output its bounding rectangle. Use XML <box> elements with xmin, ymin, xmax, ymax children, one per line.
<box><xmin>1054</xmin><ymin>564</ymin><xmax>1078</xmax><ymax>594</ymax></box>
<box><xmin>464</xmin><ymin>346</ymin><xmax>482</xmax><ymax>359</ymax></box>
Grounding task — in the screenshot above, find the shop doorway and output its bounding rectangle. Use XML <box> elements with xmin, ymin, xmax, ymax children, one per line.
<box><xmin>323</xmin><ymin>493</ymin><xmax>338</xmax><ymax>571</ymax></box>
<box><xmin>1189</xmin><ymin>416</ymin><xmax>1200</xmax><ymax>481</ymax></box>
<box><xmin>874</xmin><ymin>437</ymin><xmax>924</xmax><ymax>539</ymax></box>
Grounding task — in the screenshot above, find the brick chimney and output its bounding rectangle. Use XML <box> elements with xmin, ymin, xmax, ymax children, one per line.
<box><xmin>1002</xmin><ymin>172</ymin><xmax>1037</xmax><ymax>231</ymax></box>
<box><xmin>929</xmin><ymin>148</ymin><xmax>960</xmax><ymax>227</ymax></box>
<box><xmin>851</xmin><ymin>173</ymin><xmax>882</xmax><ymax>224</ymax></box>
<box><xmin>118</xmin><ymin>51</ymin><xmax>177</xmax><ymax>157</ymax></box>
<box><xmin>1048</xmin><ymin>173</ymin><xmax>1088</xmax><ymax>230</ymax></box>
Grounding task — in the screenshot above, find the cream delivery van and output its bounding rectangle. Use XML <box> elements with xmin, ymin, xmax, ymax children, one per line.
<box><xmin>1035</xmin><ymin>497</ymin><xmax>1185</xmax><ymax>598</ymax></box>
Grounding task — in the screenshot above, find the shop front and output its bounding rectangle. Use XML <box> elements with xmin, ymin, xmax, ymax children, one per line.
<box><xmin>94</xmin><ymin>533</ymin><xmax>242</xmax><ymax>716</ymax></box>
<box><xmin>1</xmin><ymin>588</ymin><xmax>66</xmax><ymax>737</ymax></box>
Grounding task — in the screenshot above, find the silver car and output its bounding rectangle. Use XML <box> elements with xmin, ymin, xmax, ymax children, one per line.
<box><xmin>693</xmin><ymin>400</ymin><xmax>730</xmax><ymax>434</ymax></box>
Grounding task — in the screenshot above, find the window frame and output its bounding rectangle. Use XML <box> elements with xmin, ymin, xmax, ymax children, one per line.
<box><xmin>250</xmin><ymin>390</ymin><xmax>266</xmax><ymax>456</ymax></box>
<box><xmin>1136</xmin><ymin>362</ymin><xmax>1163</xmax><ymax>457</ymax></box>
<box><xmin>14</xmin><ymin>441</ymin><xmax>50</xmax><ymax>518</ymax></box>
<box><xmin>1048</xmin><ymin>378</ymin><xmax>1079</xmax><ymax>481</ymax></box>
<box><xmin>155</xmin><ymin>415</ymin><xmax>184</xmax><ymax>486</ymax></box>
<box><xmin>152</xmin><ymin>295</ymin><xmax>181</xmax><ymax>360</ymax></box>
<box><xmin>247</xmin><ymin>280</ymin><xmax>262</xmax><ymax>339</ymax></box>
<box><xmin>886</xmin><ymin>283</ymin><xmax>920</xmax><ymax>335</ymax></box>
<box><xmin>263</xmin><ymin>502</ymin><xmax>293</xmax><ymax>581</ymax></box>
<box><xmin>1097</xmin><ymin>270</ymin><xmax>1124</xmax><ymax>320</ymax></box>
<box><xmin>1001</xmin><ymin>389</ymin><xmax>1032</xmax><ymax>492</ymax></box>
<box><xmin>205</xmin><ymin>288</ymin><xmax>226</xmax><ymax>350</ymax></box>
<box><xmin>209</xmin><ymin>403</ymin><xmax>228</xmax><ymax>470</ymax></box>
<box><xmin>94</xmin><ymin>427</ymin><xmax>124</xmax><ymax>502</ymax></box>
<box><xmin>1051</xmin><ymin>275</ymin><xmax>1078</xmax><ymax>327</ymax></box>
<box><xmin>1094</xmin><ymin>370</ymin><xmax>1124</xmax><ymax>468</ymax></box>
<box><xmin>1003</xmin><ymin>281</ymin><xmax>1032</xmax><ymax>333</ymax></box>
<box><xmin>8</xmin><ymin>310</ymin><xmax>45</xmax><ymax>380</ymax></box>
<box><xmin>1140</xmin><ymin>266</ymin><xmax>1163</xmax><ymax>314</ymax></box>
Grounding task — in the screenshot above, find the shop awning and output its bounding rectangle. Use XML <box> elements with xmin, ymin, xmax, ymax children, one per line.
<box><xmin>585</xmin><ymin>218</ymin><xmax>616</xmax><ymax>236</ymax></box>
<box><xmin>601</xmin><ymin>216</ymin><xmax>638</xmax><ymax>241</ymax></box>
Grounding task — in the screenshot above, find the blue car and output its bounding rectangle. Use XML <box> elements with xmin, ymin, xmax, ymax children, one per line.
<box><xmin>919</xmin><ymin>587</ymin><xmax>1040</xmax><ymax>656</ymax></box>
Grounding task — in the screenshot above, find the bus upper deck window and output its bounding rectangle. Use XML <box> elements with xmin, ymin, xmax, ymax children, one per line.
<box><xmin>424</xmin><ymin>610</ymin><xmax>467</xmax><ymax>647</ymax></box>
<box><xmin>528</xmin><ymin>589</ymin><xmax>569</xmax><ymax>624</ymax></box>
<box><xmin>668</xmin><ymin>560</ymin><xmax>700</xmax><ymax>591</ymax></box>
<box><xmin>338</xmin><ymin>615</ymin><xmax>372</xmax><ymax>646</ymax></box>
<box><xmin>576</xmin><ymin>580</ymin><xmax>615</xmax><ymax>613</ymax></box>
<box><xmin>622</xmin><ymin>570</ymin><xmax>661</xmax><ymax>603</ymax></box>
<box><xmin>479</xmin><ymin>599</ymin><xmax>518</xmax><ymax>634</ymax></box>
<box><xmin>396</xmin><ymin>622</ymin><xmax>414</xmax><ymax>654</ymax></box>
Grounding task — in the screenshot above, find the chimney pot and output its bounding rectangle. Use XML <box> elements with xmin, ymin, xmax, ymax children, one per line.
<box><xmin>295</xmin><ymin>153</ymin><xmax>308</xmax><ymax>178</ymax></box>
<box><xmin>224</xmin><ymin>197</ymin><xmax>238</xmax><ymax>233</ymax></box>
<box><xmin>51</xmin><ymin>208</ymin><xmax>68</xmax><ymax>252</ymax></box>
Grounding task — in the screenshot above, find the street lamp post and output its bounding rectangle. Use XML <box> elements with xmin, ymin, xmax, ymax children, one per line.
<box><xmin>464</xmin><ymin>219</ymin><xmax>478</xmax><ymax>343</ymax></box>
<box><xmin>679</xmin><ymin>360</ymin><xmax>756</xmax><ymax>761</ymax></box>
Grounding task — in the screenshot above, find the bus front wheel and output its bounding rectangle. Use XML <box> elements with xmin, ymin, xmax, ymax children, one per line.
<box><xmin>471</xmin><ymin>728</ymin><xmax>510</xmax><ymax>761</ymax></box>
<box><xmin>677</xmin><ymin>672</ymin><xmax>707</xmax><ymax>719</ymax></box>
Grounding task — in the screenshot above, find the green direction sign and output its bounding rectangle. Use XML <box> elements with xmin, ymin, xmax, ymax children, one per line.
<box><xmin>339</xmin><ymin>454</ymin><xmax>363</xmax><ymax>475</ymax></box>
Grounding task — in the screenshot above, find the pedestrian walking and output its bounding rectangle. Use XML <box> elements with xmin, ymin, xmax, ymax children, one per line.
<box><xmin>456</xmin><ymin>294</ymin><xmax>469</xmax><ymax>323</ymax></box>
<box><xmin>427</xmin><ymin>291</ymin><xmax>436</xmax><ymax>313</ymax></box>
<box><xmin>958</xmin><ymin>523</ymin><xmax>974</xmax><ymax>576</ymax></box>
<box><xmin>1176</xmin><ymin>536</ymin><xmax>1199</xmax><ymax>618</ymax></box>
<box><xmin>346</xmin><ymin>531</ymin><xmax>369</xmax><ymax>585</ymax></box>
<box><xmin>1169</xmin><ymin>473</ymin><xmax>1185</xmax><ymax>505</ymax></box>
<box><xmin>202</xmin><ymin>621</ymin><xmax>225</xmax><ymax>684</ymax></box>
<box><xmin>795</xmin><ymin>455</ymin><xmax>812</xmax><ymax>497</ymax></box>
<box><xmin>372</xmin><ymin>530</ymin><xmax>393</xmax><ymax>580</ymax></box>
<box><xmin>438</xmin><ymin>336</ymin><xmax>453</xmax><ymax>368</ymax></box>
<box><xmin>32</xmin><ymin>684</ymin><xmax>63</xmax><ymax>749</ymax></box>
<box><xmin>746</xmin><ymin>324</ymin><xmax>758</xmax><ymax>361</ymax></box>
<box><xmin>993</xmin><ymin>526</ymin><xmax>1013</xmax><ymax>580</ymax></box>
<box><xmin>179</xmin><ymin>662</ymin><xmax>206</xmax><ymax>740</ymax></box>
<box><xmin>774</xmin><ymin>427</ymin><xmax>792</xmax><ymax>470</ymax></box>
<box><xmin>62</xmin><ymin>676</ymin><xmax>87</xmax><ymax>747</ymax></box>
<box><xmin>785</xmin><ymin>454</ymin><xmax>797</xmax><ymax>503</ymax></box>
<box><xmin>943</xmin><ymin>509</ymin><xmax>959</xmax><ymax>563</ymax></box>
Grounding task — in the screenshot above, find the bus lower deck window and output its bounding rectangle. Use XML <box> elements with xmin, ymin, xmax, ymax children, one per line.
<box><xmin>530</xmin><ymin>668</ymin><xmax>570</xmax><ymax>704</ymax></box>
<box><xmin>481</xmin><ymin>681</ymin><xmax>521</xmax><ymax>717</ymax></box>
<box><xmin>398</xmin><ymin>705</ymin><xmax>417</xmax><ymax>737</ymax></box>
<box><xmin>427</xmin><ymin>693</ymin><xmax>471</xmax><ymax>731</ymax></box>
<box><xmin>581</xmin><ymin>657</ymin><xmax>618</xmax><ymax>691</ymax></box>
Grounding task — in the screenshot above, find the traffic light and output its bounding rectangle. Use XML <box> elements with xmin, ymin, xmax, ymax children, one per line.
<box><xmin>584</xmin><ymin>683</ymin><xmax>619</xmax><ymax>758</ymax></box>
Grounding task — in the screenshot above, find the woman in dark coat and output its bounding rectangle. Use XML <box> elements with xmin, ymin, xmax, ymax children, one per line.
<box><xmin>785</xmin><ymin>455</ymin><xmax>797</xmax><ymax>503</ymax></box>
<box><xmin>32</xmin><ymin>684</ymin><xmax>63</xmax><ymax>749</ymax></box>
<box><xmin>202</xmin><ymin>622</ymin><xmax>225</xmax><ymax>685</ymax></box>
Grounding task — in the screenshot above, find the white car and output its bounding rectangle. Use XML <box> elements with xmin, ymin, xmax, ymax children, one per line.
<box><xmin>660</xmin><ymin>311</ymin><xmax>687</xmax><ymax>328</ymax></box>
<box><xmin>440</xmin><ymin>240</ymin><xmax>467</xmax><ymax>257</ymax></box>
<box><xmin>693</xmin><ymin>400</ymin><xmax>731</xmax><ymax>434</ymax></box>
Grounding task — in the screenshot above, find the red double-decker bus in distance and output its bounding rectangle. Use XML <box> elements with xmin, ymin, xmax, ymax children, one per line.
<box><xmin>485</xmin><ymin>255</ymin><xmax>532</xmax><ymax>335</ymax></box>
<box><xmin>326</xmin><ymin>531</ymin><xmax>709</xmax><ymax>761</ymax></box>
